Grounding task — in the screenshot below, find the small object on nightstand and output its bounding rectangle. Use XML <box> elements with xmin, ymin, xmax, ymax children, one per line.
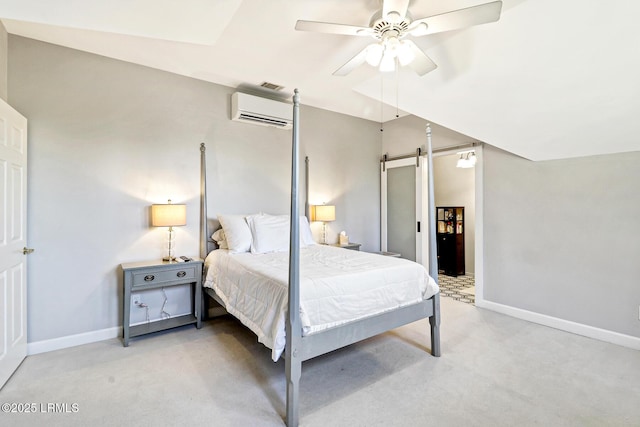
<box><xmin>339</xmin><ymin>231</ymin><xmax>349</xmax><ymax>245</ymax></box>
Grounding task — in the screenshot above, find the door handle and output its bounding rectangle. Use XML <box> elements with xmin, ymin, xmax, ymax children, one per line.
<box><xmin>23</xmin><ymin>247</ymin><xmax>35</xmax><ymax>255</ymax></box>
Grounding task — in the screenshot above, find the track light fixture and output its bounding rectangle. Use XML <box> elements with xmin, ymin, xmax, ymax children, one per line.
<box><xmin>456</xmin><ymin>150</ymin><xmax>477</xmax><ymax>168</ymax></box>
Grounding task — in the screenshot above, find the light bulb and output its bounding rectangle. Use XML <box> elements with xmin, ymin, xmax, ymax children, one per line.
<box><xmin>397</xmin><ymin>41</ymin><xmax>415</xmax><ymax>66</ymax></box>
<box><xmin>456</xmin><ymin>151</ymin><xmax>476</xmax><ymax>168</ymax></box>
<box><xmin>379</xmin><ymin>51</ymin><xmax>395</xmax><ymax>72</ymax></box>
<box><xmin>365</xmin><ymin>43</ymin><xmax>384</xmax><ymax>66</ymax></box>
<box><xmin>386</xmin><ymin>36</ymin><xmax>400</xmax><ymax>55</ymax></box>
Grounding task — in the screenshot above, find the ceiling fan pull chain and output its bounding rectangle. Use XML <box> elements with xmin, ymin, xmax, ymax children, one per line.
<box><xmin>395</xmin><ymin>58</ymin><xmax>400</xmax><ymax>118</ymax></box>
<box><xmin>380</xmin><ymin>74</ymin><xmax>384</xmax><ymax>132</ymax></box>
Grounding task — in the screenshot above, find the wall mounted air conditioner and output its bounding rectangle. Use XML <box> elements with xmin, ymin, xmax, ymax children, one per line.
<box><xmin>231</xmin><ymin>92</ymin><xmax>293</xmax><ymax>129</ymax></box>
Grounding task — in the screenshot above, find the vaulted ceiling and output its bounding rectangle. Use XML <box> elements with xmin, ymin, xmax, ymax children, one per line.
<box><xmin>2</xmin><ymin>0</ymin><xmax>639</xmax><ymax>160</ymax></box>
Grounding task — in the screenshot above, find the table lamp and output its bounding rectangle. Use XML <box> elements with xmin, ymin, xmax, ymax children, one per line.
<box><xmin>312</xmin><ymin>204</ymin><xmax>335</xmax><ymax>244</ymax></box>
<box><xmin>151</xmin><ymin>199</ymin><xmax>186</xmax><ymax>261</ymax></box>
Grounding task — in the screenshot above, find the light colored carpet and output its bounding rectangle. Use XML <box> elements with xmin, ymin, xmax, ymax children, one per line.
<box><xmin>1</xmin><ymin>297</ymin><xmax>639</xmax><ymax>426</ymax></box>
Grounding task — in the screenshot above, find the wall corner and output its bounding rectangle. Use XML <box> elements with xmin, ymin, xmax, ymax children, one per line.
<box><xmin>0</xmin><ymin>21</ymin><xmax>7</xmax><ymax>102</ymax></box>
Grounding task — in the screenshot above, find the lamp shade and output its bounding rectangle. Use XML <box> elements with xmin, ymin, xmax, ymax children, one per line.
<box><xmin>151</xmin><ymin>202</ymin><xmax>186</xmax><ymax>227</ymax></box>
<box><xmin>313</xmin><ymin>205</ymin><xmax>335</xmax><ymax>222</ymax></box>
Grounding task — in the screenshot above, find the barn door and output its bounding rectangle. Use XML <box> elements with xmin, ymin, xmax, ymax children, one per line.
<box><xmin>0</xmin><ymin>98</ymin><xmax>28</xmax><ymax>388</ymax></box>
<box><xmin>381</xmin><ymin>155</ymin><xmax>428</xmax><ymax>265</ymax></box>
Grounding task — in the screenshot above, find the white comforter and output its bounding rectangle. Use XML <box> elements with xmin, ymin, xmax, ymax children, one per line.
<box><xmin>203</xmin><ymin>244</ymin><xmax>439</xmax><ymax>361</ymax></box>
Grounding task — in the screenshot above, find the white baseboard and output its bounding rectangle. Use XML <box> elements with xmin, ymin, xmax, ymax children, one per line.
<box><xmin>27</xmin><ymin>326</ymin><xmax>120</xmax><ymax>355</ymax></box>
<box><xmin>476</xmin><ymin>299</ymin><xmax>640</xmax><ymax>351</ymax></box>
<box><xmin>28</xmin><ymin>302</ymin><xmax>639</xmax><ymax>355</ymax></box>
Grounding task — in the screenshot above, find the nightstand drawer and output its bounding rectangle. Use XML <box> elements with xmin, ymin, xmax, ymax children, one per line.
<box><xmin>131</xmin><ymin>265</ymin><xmax>197</xmax><ymax>286</ymax></box>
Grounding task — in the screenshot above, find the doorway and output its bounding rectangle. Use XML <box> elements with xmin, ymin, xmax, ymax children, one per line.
<box><xmin>379</xmin><ymin>146</ymin><xmax>482</xmax><ymax>305</ymax></box>
<box><xmin>433</xmin><ymin>149</ymin><xmax>477</xmax><ymax>304</ymax></box>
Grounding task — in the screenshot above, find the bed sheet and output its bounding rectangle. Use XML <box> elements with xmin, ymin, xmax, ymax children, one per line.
<box><xmin>204</xmin><ymin>244</ymin><xmax>439</xmax><ymax>361</ymax></box>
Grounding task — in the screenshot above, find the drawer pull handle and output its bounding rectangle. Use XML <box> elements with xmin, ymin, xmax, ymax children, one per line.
<box><xmin>144</xmin><ymin>275</ymin><xmax>155</xmax><ymax>282</ymax></box>
<box><xmin>177</xmin><ymin>271</ymin><xmax>187</xmax><ymax>278</ymax></box>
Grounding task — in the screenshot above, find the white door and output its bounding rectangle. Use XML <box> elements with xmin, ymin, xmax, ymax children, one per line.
<box><xmin>0</xmin><ymin>98</ymin><xmax>28</xmax><ymax>388</ymax></box>
<box><xmin>381</xmin><ymin>156</ymin><xmax>428</xmax><ymax>265</ymax></box>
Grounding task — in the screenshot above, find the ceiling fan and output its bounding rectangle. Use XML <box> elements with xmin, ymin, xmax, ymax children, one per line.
<box><xmin>295</xmin><ymin>0</ymin><xmax>502</xmax><ymax>76</ymax></box>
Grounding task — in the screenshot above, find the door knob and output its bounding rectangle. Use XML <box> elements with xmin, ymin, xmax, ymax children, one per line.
<box><xmin>23</xmin><ymin>247</ymin><xmax>34</xmax><ymax>255</ymax></box>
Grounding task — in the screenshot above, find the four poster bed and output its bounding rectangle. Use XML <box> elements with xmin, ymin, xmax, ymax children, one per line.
<box><xmin>199</xmin><ymin>90</ymin><xmax>441</xmax><ymax>427</ymax></box>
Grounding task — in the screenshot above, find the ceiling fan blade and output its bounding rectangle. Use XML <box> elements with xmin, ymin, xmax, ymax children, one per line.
<box><xmin>404</xmin><ymin>40</ymin><xmax>437</xmax><ymax>76</ymax></box>
<box><xmin>409</xmin><ymin>1</ymin><xmax>502</xmax><ymax>36</ymax></box>
<box><xmin>333</xmin><ymin>46</ymin><xmax>370</xmax><ymax>76</ymax></box>
<box><xmin>295</xmin><ymin>20</ymin><xmax>373</xmax><ymax>36</ymax></box>
<box><xmin>383</xmin><ymin>0</ymin><xmax>410</xmax><ymax>23</ymax></box>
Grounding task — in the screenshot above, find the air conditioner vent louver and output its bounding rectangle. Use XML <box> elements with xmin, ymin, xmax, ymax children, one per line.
<box><xmin>231</xmin><ymin>92</ymin><xmax>293</xmax><ymax>129</ymax></box>
<box><xmin>237</xmin><ymin>112</ymin><xmax>290</xmax><ymax>127</ymax></box>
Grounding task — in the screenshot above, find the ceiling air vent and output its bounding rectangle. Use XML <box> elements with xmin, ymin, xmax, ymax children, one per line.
<box><xmin>260</xmin><ymin>81</ymin><xmax>284</xmax><ymax>91</ymax></box>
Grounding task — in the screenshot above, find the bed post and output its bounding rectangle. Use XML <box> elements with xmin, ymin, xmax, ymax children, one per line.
<box><xmin>426</xmin><ymin>123</ymin><xmax>441</xmax><ymax>357</ymax></box>
<box><xmin>286</xmin><ymin>89</ymin><xmax>302</xmax><ymax>427</ymax></box>
<box><xmin>305</xmin><ymin>156</ymin><xmax>310</xmax><ymax>221</ymax></box>
<box><xmin>200</xmin><ymin>143</ymin><xmax>208</xmax><ymax>260</ymax></box>
<box><xmin>199</xmin><ymin>143</ymin><xmax>208</xmax><ymax>320</ymax></box>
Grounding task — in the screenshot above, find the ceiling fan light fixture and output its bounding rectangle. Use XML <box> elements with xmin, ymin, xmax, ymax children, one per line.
<box><xmin>365</xmin><ymin>43</ymin><xmax>384</xmax><ymax>66</ymax></box>
<box><xmin>397</xmin><ymin>41</ymin><xmax>415</xmax><ymax>66</ymax></box>
<box><xmin>296</xmin><ymin>0</ymin><xmax>503</xmax><ymax>77</ymax></box>
<box><xmin>379</xmin><ymin>50</ymin><xmax>396</xmax><ymax>72</ymax></box>
<box><xmin>385</xmin><ymin>35</ymin><xmax>400</xmax><ymax>51</ymax></box>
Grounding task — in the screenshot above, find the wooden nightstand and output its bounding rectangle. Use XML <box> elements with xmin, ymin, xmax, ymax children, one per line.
<box><xmin>122</xmin><ymin>259</ymin><xmax>203</xmax><ymax>346</ymax></box>
<box><xmin>330</xmin><ymin>242</ymin><xmax>361</xmax><ymax>251</ymax></box>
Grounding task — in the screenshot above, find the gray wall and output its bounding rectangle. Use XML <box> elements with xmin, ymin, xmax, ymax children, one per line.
<box><xmin>9</xmin><ymin>35</ymin><xmax>381</xmax><ymax>344</ymax></box>
<box><xmin>0</xmin><ymin>21</ymin><xmax>7</xmax><ymax>101</ymax></box>
<box><xmin>483</xmin><ymin>145</ymin><xmax>640</xmax><ymax>337</ymax></box>
<box><xmin>381</xmin><ymin>114</ymin><xmax>474</xmax><ymax>156</ymax></box>
<box><xmin>301</xmin><ymin>106</ymin><xmax>381</xmax><ymax>248</ymax></box>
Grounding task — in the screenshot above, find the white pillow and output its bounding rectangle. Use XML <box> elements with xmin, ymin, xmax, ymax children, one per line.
<box><xmin>247</xmin><ymin>214</ymin><xmax>290</xmax><ymax>254</ymax></box>
<box><xmin>211</xmin><ymin>228</ymin><xmax>225</xmax><ymax>243</ymax></box>
<box><xmin>247</xmin><ymin>214</ymin><xmax>316</xmax><ymax>254</ymax></box>
<box><xmin>218</xmin><ymin>214</ymin><xmax>253</xmax><ymax>253</ymax></box>
<box><xmin>300</xmin><ymin>216</ymin><xmax>316</xmax><ymax>246</ymax></box>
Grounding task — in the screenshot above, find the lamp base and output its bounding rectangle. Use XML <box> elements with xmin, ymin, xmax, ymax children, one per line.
<box><xmin>163</xmin><ymin>256</ymin><xmax>177</xmax><ymax>262</ymax></box>
<box><xmin>321</xmin><ymin>222</ymin><xmax>327</xmax><ymax>245</ymax></box>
